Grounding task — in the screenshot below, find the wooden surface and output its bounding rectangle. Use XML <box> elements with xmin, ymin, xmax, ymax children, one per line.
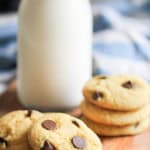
<box><xmin>0</xmin><ymin>81</ymin><xmax>150</xmax><ymax>150</ymax></box>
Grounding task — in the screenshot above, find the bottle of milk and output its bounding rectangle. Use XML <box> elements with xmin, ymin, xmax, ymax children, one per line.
<box><xmin>18</xmin><ymin>0</ymin><xmax>92</xmax><ymax>111</ymax></box>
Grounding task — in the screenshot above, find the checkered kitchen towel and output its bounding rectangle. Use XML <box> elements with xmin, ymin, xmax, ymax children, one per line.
<box><xmin>0</xmin><ymin>0</ymin><xmax>150</xmax><ymax>95</ymax></box>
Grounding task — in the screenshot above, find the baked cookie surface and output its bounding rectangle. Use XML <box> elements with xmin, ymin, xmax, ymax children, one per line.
<box><xmin>83</xmin><ymin>75</ymin><xmax>150</xmax><ymax>111</ymax></box>
<box><xmin>0</xmin><ymin>110</ymin><xmax>43</xmax><ymax>150</ymax></box>
<box><xmin>28</xmin><ymin>113</ymin><xmax>102</xmax><ymax>150</ymax></box>
<box><xmin>82</xmin><ymin>116</ymin><xmax>150</xmax><ymax>136</ymax></box>
<box><xmin>81</xmin><ymin>101</ymin><xmax>150</xmax><ymax>126</ymax></box>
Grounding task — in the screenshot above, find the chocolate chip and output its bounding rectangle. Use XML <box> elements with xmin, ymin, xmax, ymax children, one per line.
<box><xmin>72</xmin><ymin>121</ymin><xmax>80</xmax><ymax>128</ymax></box>
<box><xmin>96</xmin><ymin>76</ymin><xmax>107</xmax><ymax>80</ymax></box>
<box><xmin>134</xmin><ymin>122</ymin><xmax>140</xmax><ymax>128</ymax></box>
<box><xmin>41</xmin><ymin>140</ymin><xmax>55</xmax><ymax>150</ymax></box>
<box><xmin>0</xmin><ymin>137</ymin><xmax>8</xmax><ymax>147</ymax></box>
<box><xmin>92</xmin><ymin>92</ymin><xmax>104</xmax><ymax>100</ymax></box>
<box><xmin>42</xmin><ymin>120</ymin><xmax>57</xmax><ymax>130</ymax></box>
<box><xmin>122</xmin><ymin>81</ymin><xmax>134</xmax><ymax>89</ymax></box>
<box><xmin>101</xmin><ymin>76</ymin><xmax>107</xmax><ymax>79</ymax></box>
<box><xmin>72</xmin><ymin>136</ymin><xmax>86</xmax><ymax>149</ymax></box>
<box><xmin>26</xmin><ymin>110</ymin><xmax>32</xmax><ymax>117</ymax></box>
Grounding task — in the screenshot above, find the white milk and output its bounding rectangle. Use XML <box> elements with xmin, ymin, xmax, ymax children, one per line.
<box><xmin>18</xmin><ymin>0</ymin><xmax>92</xmax><ymax>111</ymax></box>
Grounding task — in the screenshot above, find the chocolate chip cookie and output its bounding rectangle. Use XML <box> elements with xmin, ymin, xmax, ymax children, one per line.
<box><xmin>81</xmin><ymin>101</ymin><xmax>150</xmax><ymax>126</ymax></box>
<box><xmin>0</xmin><ymin>110</ymin><xmax>43</xmax><ymax>150</ymax></box>
<box><xmin>28</xmin><ymin>113</ymin><xmax>102</xmax><ymax>150</ymax></box>
<box><xmin>82</xmin><ymin>116</ymin><xmax>150</xmax><ymax>136</ymax></box>
<box><xmin>83</xmin><ymin>75</ymin><xmax>150</xmax><ymax>111</ymax></box>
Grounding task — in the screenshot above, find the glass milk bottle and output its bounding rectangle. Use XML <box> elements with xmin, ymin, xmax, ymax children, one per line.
<box><xmin>18</xmin><ymin>0</ymin><xmax>92</xmax><ymax>111</ymax></box>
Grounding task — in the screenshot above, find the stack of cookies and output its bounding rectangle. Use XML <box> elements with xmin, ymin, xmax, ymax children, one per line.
<box><xmin>0</xmin><ymin>110</ymin><xmax>102</xmax><ymax>150</ymax></box>
<box><xmin>81</xmin><ymin>75</ymin><xmax>150</xmax><ymax>136</ymax></box>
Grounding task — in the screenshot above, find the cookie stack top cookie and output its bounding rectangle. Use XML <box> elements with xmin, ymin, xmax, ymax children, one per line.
<box><xmin>83</xmin><ymin>75</ymin><xmax>150</xmax><ymax>111</ymax></box>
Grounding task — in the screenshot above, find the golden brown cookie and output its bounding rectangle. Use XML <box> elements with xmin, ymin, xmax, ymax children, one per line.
<box><xmin>83</xmin><ymin>75</ymin><xmax>150</xmax><ymax>111</ymax></box>
<box><xmin>28</xmin><ymin>113</ymin><xmax>102</xmax><ymax>150</ymax></box>
<box><xmin>81</xmin><ymin>101</ymin><xmax>150</xmax><ymax>126</ymax></box>
<box><xmin>82</xmin><ymin>116</ymin><xmax>150</xmax><ymax>136</ymax></box>
<box><xmin>0</xmin><ymin>110</ymin><xmax>43</xmax><ymax>150</ymax></box>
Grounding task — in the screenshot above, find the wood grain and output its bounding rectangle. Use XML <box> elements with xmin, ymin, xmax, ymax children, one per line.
<box><xmin>0</xmin><ymin>81</ymin><xmax>150</xmax><ymax>150</ymax></box>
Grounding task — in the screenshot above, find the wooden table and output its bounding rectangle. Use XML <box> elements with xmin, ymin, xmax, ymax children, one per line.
<box><xmin>0</xmin><ymin>81</ymin><xmax>150</xmax><ymax>150</ymax></box>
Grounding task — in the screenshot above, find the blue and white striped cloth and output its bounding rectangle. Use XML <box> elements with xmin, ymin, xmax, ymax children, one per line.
<box><xmin>92</xmin><ymin>4</ymin><xmax>150</xmax><ymax>81</ymax></box>
<box><xmin>0</xmin><ymin>14</ymin><xmax>17</xmax><ymax>94</ymax></box>
<box><xmin>0</xmin><ymin>1</ymin><xmax>150</xmax><ymax>94</ymax></box>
